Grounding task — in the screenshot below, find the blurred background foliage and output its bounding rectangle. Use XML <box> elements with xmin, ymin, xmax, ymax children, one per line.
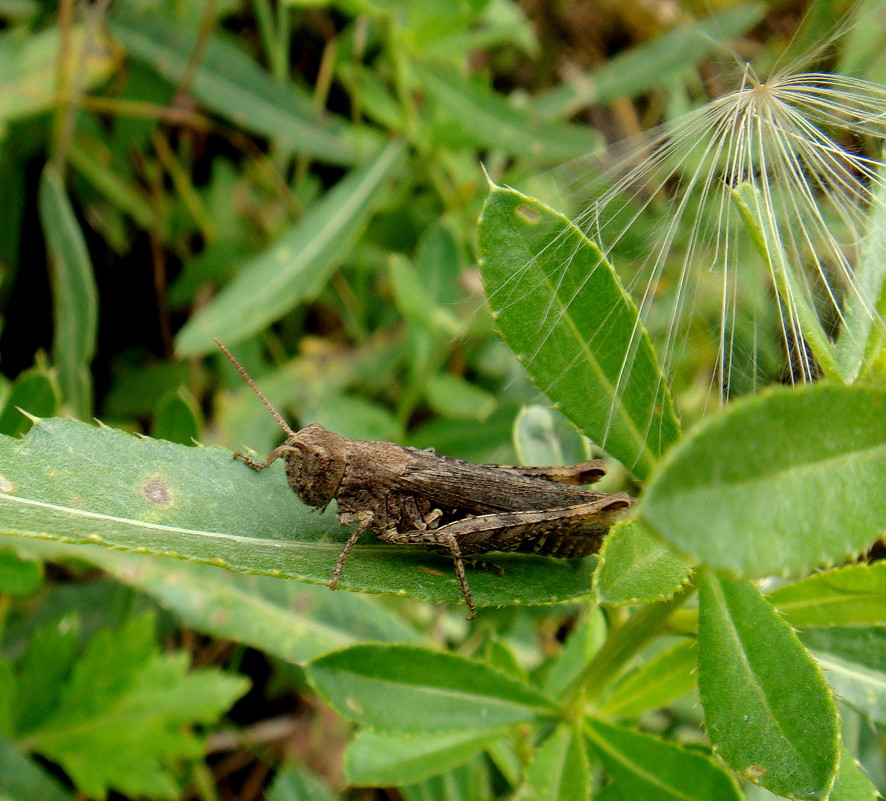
<box><xmin>1</xmin><ymin>0</ymin><xmax>884</xmax><ymax>798</ymax></box>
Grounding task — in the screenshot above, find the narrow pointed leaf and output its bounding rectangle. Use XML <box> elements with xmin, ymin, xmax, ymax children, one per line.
<box><xmin>598</xmin><ymin>638</ymin><xmax>697</xmax><ymax>719</ymax></box>
<box><xmin>585</xmin><ymin>717</ymin><xmax>742</xmax><ymax>801</ymax></box>
<box><xmin>0</xmin><ymin>418</ymin><xmax>598</xmax><ymax>611</ymax></box>
<box><xmin>39</xmin><ymin>167</ymin><xmax>97</xmax><ymax>418</ymax></box>
<box><xmin>176</xmin><ymin>140</ymin><xmax>405</xmax><ymax>356</ymax></box>
<box><xmin>345</xmin><ymin>728</ymin><xmax>507</xmax><ymax>787</ymax></box>
<box><xmin>515</xmin><ymin>723</ymin><xmax>590</xmax><ymax>801</ymax></box>
<box><xmin>639</xmin><ymin>384</ymin><xmax>886</xmax><ymax>576</ymax></box>
<box><xmin>107</xmin><ymin>15</ymin><xmax>360</xmax><ymax>164</ymax></box>
<box><xmin>829</xmin><ymin>747</ymin><xmax>878</xmax><ymax>801</ymax></box>
<box><xmin>697</xmin><ymin>570</ymin><xmax>839</xmax><ymax>800</ymax></box>
<box><xmin>307</xmin><ymin>644</ymin><xmax>557</xmax><ymax>732</ymax></box>
<box><xmin>800</xmin><ymin>626</ymin><xmax>886</xmax><ymax>724</ymax></box>
<box><xmin>478</xmin><ymin>184</ymin><xmax>679</xmax><ymax>478</ymax></box>
<box><xmin>770</xmin><ymin>563</ymin><xmax>886</xmax><ymax>628</ymax></box>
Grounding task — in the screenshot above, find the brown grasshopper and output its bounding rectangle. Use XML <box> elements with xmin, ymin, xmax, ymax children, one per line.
<box><xmin>217</xmin><ymin>341</ymin><xmax>631</xmax><ymax>619</ymax></box>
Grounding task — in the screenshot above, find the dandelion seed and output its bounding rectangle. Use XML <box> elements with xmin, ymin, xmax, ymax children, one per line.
<box><xmin>536</xmin><ymin>14</ymin><xmax>886</xmax><ymax>433</ymax></box>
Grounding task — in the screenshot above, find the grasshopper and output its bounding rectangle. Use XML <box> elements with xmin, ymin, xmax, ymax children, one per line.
<box><xmin>217</xmin><ymin>341</ymin><xmax>631</xmax><ymax>619</ymax></box>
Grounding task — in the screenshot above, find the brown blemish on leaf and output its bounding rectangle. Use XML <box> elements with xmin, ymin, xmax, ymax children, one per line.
<box><xmin>142</xmin><ymin>477</ymin><xmax>172</xmax><ymax>508</ymax></box>
<box><xmin>745</xmin><ymin>765</ymin><xmax>766</xmax><ymax>779</ymax></box>
<box><xmin>516</xmin><ymin>204</ymin><xmax>541</xmax><ymax>223</ymax></box>
<box><xmin>0</xmin><ymin>474</ymin><xmax>14</xmax><ymax>493</ymax></box>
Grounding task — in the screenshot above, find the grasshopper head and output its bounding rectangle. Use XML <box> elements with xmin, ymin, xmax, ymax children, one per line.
<box><xmin>284</xmin><ymin>424</ymin><xmax>348</xmax><ymax>508</ymax></box>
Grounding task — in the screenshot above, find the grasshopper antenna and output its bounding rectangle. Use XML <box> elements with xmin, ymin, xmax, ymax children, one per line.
<box><xmin>214</xmin><ymin>339</ymin><xmax>295</xmax><ymax>437</ymax></box>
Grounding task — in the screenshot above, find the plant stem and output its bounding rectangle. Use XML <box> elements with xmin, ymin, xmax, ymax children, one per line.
<box><xmin>564</xmin><ymin>579</ymin><xmax>695</xmax><ymax>713</ymax></box>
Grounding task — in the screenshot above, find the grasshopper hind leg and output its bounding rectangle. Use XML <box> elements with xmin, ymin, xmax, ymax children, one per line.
<box><xmin>379</xmin><ymin>528</ymin><xmax>477</xmax><ymax>621</ymax></box>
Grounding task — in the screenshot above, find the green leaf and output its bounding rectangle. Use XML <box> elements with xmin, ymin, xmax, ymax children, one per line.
<box><xmin>598</xmin><ymin>637</ymin><xmax>697</xmax><ymax>719</ymax></box>
<box><xmin>0</xmin><ymin>26</ymin><xmax>115</xmax><ymax>122</ymax></box>
<box><xmin>514</xmin><ymin>723</ymin><xmax>589</xmax><ymax>801</ymax></box>
<box><xmin>0</xmin><ymin>418</ymin><xmax>600</xmax><ymax>612</ymax></box>
<box><xmin>799</xmin><ymin>626</ymin><xmax>886</xmax><ymax>724</ymax></box>
<box><xmin>12</xmin><ymin>616</ymin><xmax>79</xmax><ymax>735</ymax></box>
<box><xmin>0</xmin><ymin>551</ymin><xmax>41</xmax><ymax>596</ymax></box>
<box><xmin>416</xmin><ymin>65</ymin><xmax>602</xmax><ymax>162</ymax></box>
<box><xmin>39</xmin><ymin>167</ymin><xmax>98</xmax><ymax>418</ymax></box>
<box><xmin>345</xmin><ymin>728</ymin><xmax>507</xmax><ymax>786</ymax></box>
<box><xmin>478</xmin><ymin>184</ymin><xmax>679</xmax><ymax>478</ymax></box>
<box><xmin>513</xmin><ymin>404</ymin><xmax>589</xmax><ymax>467</ymax></box>
<box><xmin>267</xmin><ymin>766</ymin><xmax>340</xmax><ymax>801</ymax></box>
<box><xmin>25</xmin><ymin>615</ymin><xmax>249</xmax><ymax>800</ymax></box>
<box><xmin>731</xmin><ymin>183</ymin><xmax>841</xmax><ymax>381</ymax></box>
<box><xmin>532</xmin><ymin>4</ymin><xmax>766</xmax><ymax>117</ymax></box>
<box><xmin>151</xmin><ymin>388</ymin><xmax>201</xmax><ymax>445</ymax></box>
<box><xmin>593</xmin><ymin>521</ymin><xmax>690</xmax><ymax>605</ymax></box>
<box><xmin>424</xmin><ymin>373</ymin><xmax>497</xmax><ymax>421</ymax></box>
<box><xmin>0</xmin><ymin>363</ymin><xmax>60</xmax><ymax>437</ymax></box>
<box><xmin>829</xmin><ymin>747</ymin><xmax>878</xmax><ymax>801</ymax></box>
<box><xmin>770</xmin><ymin>562</ymin><xmax>886</xmax><ymax>628</ymax></box>
<box><xmin>835</xmin><ymin>159</ymin><xmax>886</xmax><ymax>381</ymax></box>
<box><xmin>107</xmin><ymin>16</ymin><xmax>360</xmax><ymax>164</ymax></box>
<box><xmin>585</xmin><ymin>717</ymin><xmax>742</xmax><ymax>801</ymax></box>
<box><xmin>399</xmin><ymin>755</ymin><xmax>493</xmax><ymax>801</ymax></box>
<box><xmin>0</xmin><ymin>737</ymin><xmax>74</xmax><ymax>801</ymax></box>
<box><xmin>16</xmin><ymin>543</ymin><xmax>419</xmax><ymax>665</ymax></box>
<box><xmin>175</xmin><ymin>140</ymin><xmax>405</xmax><ymax>356</ymax></box>
<box><xmin>307</xmin><ymin>644</ymin><xmax>556</xmax><ymax>732</ymax></box>
<box><xmin>697</xmin><ymin>570</ymin><xmax>839</xmax><ymax>800</ymax></box>
<box><xmin>639</xmin><ymin>384</ymin><xmax>886</xmax><ymax>577</ymax></box>
<box><xmin>538</xmin><ymin>610</ymin><xmax>605</xmax><ymax>699</ymax></box>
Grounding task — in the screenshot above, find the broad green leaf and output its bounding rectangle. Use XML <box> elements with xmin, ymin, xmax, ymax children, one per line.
<box><xmin>424</xmin><ymin>373</ymin><xmax>496</xmax><ymax>421</ymax></box>
<box><xmin>307</xmin><ymin>644</ymin><xmax>557</xmax><ymax>732</ymax></box>
<box><xmin>514</xmin><ymin>723</ymin><xmax>589</xmax><ymax>801</ymax></box>
<box><xmin>345</xmin><ymin>728</ymin><xmax>507</xmax><ymax>786</ymax></box>
<box><xmin>416</xmin><ymin>65</ymin><xmax>602</xmax><ymax>162</ymax></box>
<box><xmin>0</xmin><ymin>551</ymin><xmax>41</xmax><ymax>596</ymax></box>
<box><xmin>176</xmin><ymin>140</ymin><xmax>405</xmax><ymax>356</ymax></box>
<box><xmin>800</xmin><ymin>626</ymin><xmax>886</xmax><ymax>724</ymax></box>
<box><xmin>39</xmin><ymin>167</ymin><xmax>98</xmax><ymax>418</ymax></box>
<box><xmin>0</xmin><ymin>363</ymin><xmax>60</xmax><ymax>436</ymax></box>
<box><xmin>598</xmin><ymin>637</ymin><xmax>697</xmax><ymax>719</ymax></box>
<box><xmin>639</xmin><ymin>384</ymin><xmax>886</xmax><ymax>577</ymax></box>
<box><xmin>594</xmin><ymin>521</ymin><xmax>690</xmax><ymax>605</ymax></box>
<box><xmin>532</xmin><ymin>4</ymin><xmax>765</xmax><ymax>117</ymax></box>
<box><xmin>107</xmin><ymin>16</ymin><xmax>359</xmax><ymax>164</ymax></box>
<box><xmin>585</xmin><ymin>717</ymin><xmax>742</xmax><ymax>801</ymax></box>
<box><xmin>770</xmin><ymin>563</ymin><xmax>886</xmax><ymax>628</ymax></box>
<box><xmin>11</xmin><ymin>540</ymin><xmax>420</xmax><ymax>664</ymax></box>
<box><xmin>267</xmin><ymin>766</ymin><xmax>340</xmax><ymax>801</ymax></box>
<box><xmin>0</xmin><ymin>738</ymin><xmax>74</xmax><ymax>801</ymax></box>
<box><xmin>27</xmin><ymin>641</ymin><xmax>249</xmax><ymax>800</ymax></box>
<box><xmin>829</xmin><ymin>747</ymin><xmax>878</xmax><ymax>801</ymax></box>
<box><xmin>697</xmin><ymin>571</ymin><xmax>839</xmax><ymax>800</ymax></box>
<box><xmin>12</xmin><ymin>616</ymin><xmax>79</xmax><ymax>735</ymax></box>
<box><xmin>0</xmin><ymin>418</ymin><xmax>599</xmax><ymax>612</ymax></box>
<box><xmin>0</xmin><ymin>26</ymin><xmax>115</xmax><ymax>122</ymax></box>
<box><xmin>151</xmin><ymin>388</ymin><xmax>201</xmax><ymax>446</ymax></box>
<box><xmin>478</xmin><ymin>184</ymin><xmax>679</xmax><ymax>478</ymax></box>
